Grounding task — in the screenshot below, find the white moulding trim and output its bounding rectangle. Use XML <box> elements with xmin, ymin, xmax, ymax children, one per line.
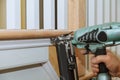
<box><xmin>43</xmin><ymin>61</ymin><xmax>59</xmax><ymax>80</ymax></box>
<box><xmin>0</xmin><ymin>39</ymin><xmax>51</xmax><ymax>51</ymax></box>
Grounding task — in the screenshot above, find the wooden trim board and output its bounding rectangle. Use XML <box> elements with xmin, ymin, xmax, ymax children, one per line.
<box><xmin>0</xmin><ymin>30</ymin><xmax>73</xmax><ymax>40</ymax></box>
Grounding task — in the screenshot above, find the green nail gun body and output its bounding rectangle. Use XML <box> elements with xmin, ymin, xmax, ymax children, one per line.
<box><xmin>72</xmin><ymin>22</ymin><xmax>120</xmax><ymax>80</ymax></box>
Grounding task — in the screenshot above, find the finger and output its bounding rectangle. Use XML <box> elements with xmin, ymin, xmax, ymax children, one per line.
<box><xmin>93</xmin><ymin>72</ymin><xmax>98</xmax><ymax>77</ymax></box>
<box><xmin>91</xmin><ymin>55</ymin><xmax>107</xmax><ymax>64</ymax></box>
<box><xmin>92</xmin><ymin>67</ymin><xmax>99</xmax><ymax>73</ymax></box>
<box><xmin>91</xmin><ymin>63</ymin><xmax>99</xmax><ymax>68</ymax></box>
<box><xmin>109</xmin><ymin>72</ymin><xmax>117</xmax><ymax>77</ymax></box>
<box><xmin>90</xmin><ymin>56</ymin><xmax>96</xmax><ymax>63</ymax></box>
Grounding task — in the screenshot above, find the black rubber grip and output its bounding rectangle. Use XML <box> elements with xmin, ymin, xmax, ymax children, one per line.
<box><xmin>95</xmin><ymin>47</ymin><xmax>109</xmax><ymax>73</ymax></box>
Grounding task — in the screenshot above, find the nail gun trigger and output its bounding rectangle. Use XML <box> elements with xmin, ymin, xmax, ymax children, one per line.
<box><xmin>84</xmin><ymin>44</ymin><xmax>91</xmax><ymax>54</ymax></box>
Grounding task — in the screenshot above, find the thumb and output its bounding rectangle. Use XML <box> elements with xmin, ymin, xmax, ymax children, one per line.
<box><xmin>91</xmin><ymin>55</ymin><xmax>107</xmax><ymax>64</ymax></box>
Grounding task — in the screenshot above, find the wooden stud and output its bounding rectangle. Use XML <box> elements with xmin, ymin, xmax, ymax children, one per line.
<box><xmin>49</xmin><ymin>46</ymin><xmax>60</xmax><ymax>76</ymax></box>
<box><xmin>39</xmin><ymin>0</ymin><xmax>44</xmax><ymax>29</ymax></box>
<box><xmin>68</xmin><ymin>0</ymin><xmax>86</xmax><ymax>30</ymax></box>
<box><xmin>21</xmin><ymin>0</ymin><xmax>26</xmax><ymax>29</ymax></box>
<box><xmin>0</xmin><ymin>0</ymin><xmax>6</xmax><ymax>29</ymax></box>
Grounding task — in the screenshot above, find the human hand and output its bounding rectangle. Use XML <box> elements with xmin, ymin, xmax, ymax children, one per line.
<box><xmin>79</xmin><ymin>49</ymin><xmax>120</xmax><ymax>77</ymax></box>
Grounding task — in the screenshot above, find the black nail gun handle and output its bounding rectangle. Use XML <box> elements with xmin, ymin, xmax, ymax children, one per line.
<box><xmin>95</xmin><ymin>47</ymin><xmax>111</xmax><ymax>80</ymax></box>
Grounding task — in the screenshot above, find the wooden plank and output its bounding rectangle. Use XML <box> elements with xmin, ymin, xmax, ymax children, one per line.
<box><xmin>21</xmin><ymin>0</ymin><xmax>26</xmax><ymax>29</ymax></box>
<box><xmin>68</xmin><ymin>0</ymin><xmax>86</xmax><ymax>30</ymax></box>
<box><xmin>39</xmin><ymin>0</ymin><xmax>44</xmax><ymax>29</ymax></box>
<box><xmin>75</xmin><ymin>48</ymin><xmax>86</xmax><ymax>77</ymax></box>
<box><xmin>76</xmin><ymin>57</ymin><xmax>85</xmax><ymax>77</ymax></box>
<box><xmin>0</xmin><ymin>0</ymin><xmax>6</xmax><ymax>29</ymax></box>
<box><xmin>0</xmin><ymin>30</ymin><xmax>73</xmax><ymax>40</ymax></box>
<box><xmin>49</xmin><ymin>46</ymin><xmax>60</xmax><ymax>76</ymax></box>
<box><xmin>79</xmin><ymin>0</ymin><xmax>86</xmax><ymax>27</ymax></box>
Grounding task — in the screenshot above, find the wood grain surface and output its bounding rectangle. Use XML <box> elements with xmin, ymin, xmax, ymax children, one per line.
<box><xmin>0</xmin><ymin>30</ymin><xmax>73</xmax><ymax>40</ymax></box>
